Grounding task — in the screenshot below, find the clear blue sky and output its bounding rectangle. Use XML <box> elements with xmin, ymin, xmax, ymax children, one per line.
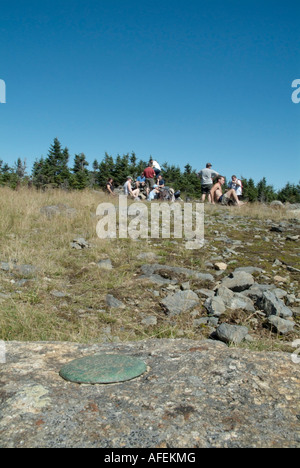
<box><xmin>0</xmin><ymin>0</ymin><xmax>299</xmax><ymax>190</ymax></box>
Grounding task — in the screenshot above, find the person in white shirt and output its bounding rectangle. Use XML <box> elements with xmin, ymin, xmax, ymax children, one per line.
<box><xmin>150</xmin><ymin>159</ymin><xmax>161</xmax><ymax>176</ymax></box>
<box><xmin>228</xmin><ymin>175</ymin><xmax>243</xmax><ymax>200</ymax></box>
<box><xmin>123</xmin><ymin>177</ymin><xmax>140</xmax><ymax>199</ymax></box>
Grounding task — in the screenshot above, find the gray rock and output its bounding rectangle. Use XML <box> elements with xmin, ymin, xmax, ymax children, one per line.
<box><xmin>97</xmin><ymin>259</ymin><xmax>113</xmax><ymax>270</ymax></box>
<box><xmin>216</xmin><ymin>323</ymin><xmax>249</xmax><ymax>344</ymax></box>
<box><xmin>140</xmin><ymin>264</ymin><xmax>214</xmax><ymax>285</ymax></box>
<box><xmin>221</xmin><ymin>271</ymin><xmax>255</xmax><ymax>292</ymax></box>
<box><xmin>267</xmin><ymin>316</ymin><xmax>295</xmax><ymax>335</ymax></box>
<box><xmin>1</xmin><ymin>339</ymin><xmax>300</xmax><ymax>448</ymax></box>
<box><xmin>106</xmin><ymin>294</ymin><xmax>125</xmax><ymax>309</ymax></box>
<box><xmin>270</xmin><ymin>200</ymin><xmax>284</xmax><ymax>209</ymax></box>
<box><xmin>233</xmin><ymin>266</ymin><xmax>263</xmax><ymax>275</ymax></box>
<box><xmin>260</xmin><ymin>291</ymin><xmax>293</xmax><ymax>318</ymax></box>
<box><xmin>195</xmin><ymin>289</ymin><xmax>215</xmax><ymax>298</ymax></box>
<box><xmin>70</xmin><ymin>237</ymin><xmax>91</xmax><ymax>249</ymax></box>
<box><xmin>50</xmin><ymin>290</ymin><xmax>67</xmax><ymax>298</ymax></box>
<box><xmin>161</xmin><ymin>290</ymin><xmax>200</xmax><ymax>316</ymax></box>
<box><xmin>217</xmin><ymin>285</ymin><xmax>255</xmax><ymax>312</ymax></box>
<box><xmin>141</xmin><ymin>316</ymin><xmax>157</xmax><ymax>326</ymax></box>
<box><xmin>204</xmin><ymin>296</ymin><xmax>226</xmax><ymax>317</ymax></box>
<box><xmin>40</xmin><ymin>204</ymin><xmax>77</xmax><ymax>218</ymax></box>
<box><xmin>137</xmin><ymin>252</ymin><xmax>158</xmax><ymax>261</ymax></box>
<box><xmin>0</xmin><ymin>262</ymin><xmax>10</xmax><ymax>272</ymax></box>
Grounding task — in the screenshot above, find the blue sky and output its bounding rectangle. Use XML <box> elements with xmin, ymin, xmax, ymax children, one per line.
<box><xmin>0</xmin><ymin>0</ymin><xmax>299</xmax><ymax>190</ymax></box>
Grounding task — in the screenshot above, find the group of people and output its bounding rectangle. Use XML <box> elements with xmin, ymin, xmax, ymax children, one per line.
<box><xmin>106</xmin><ymin>159</ymin><xmax>244</xmax><ymax>206</ymax></box>
<box><xmin>197</xmin><ymin>163</ymin><xmax>244</xmax><ymax>206</ymax></box>
<box><xmin>106</xmin><ymin>159</ymin><xmax>167</xmax><ymax>201</ymax></box>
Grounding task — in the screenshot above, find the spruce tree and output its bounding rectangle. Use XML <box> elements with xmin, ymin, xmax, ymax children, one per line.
<box><xmin>72</xmin><ymin>153</ymin><xmax>89</xmax><ymax>189</ymax></box>
<box><xmin>44</xmin><ymin>138</ymin><xmax>71</xmax><ymax>187</ymax></box>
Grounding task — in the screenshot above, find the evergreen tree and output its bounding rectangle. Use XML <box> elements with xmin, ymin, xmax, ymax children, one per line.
<box><xmin>257</xmin><ymin>177</ymin><xmax>276</xmax><ymax>203</ymax></box>
<box><xmin>14</xmin><ymin>158</ymin><xmax>26</xmax><ymax>179</ymax></box>
<box><xmin>72</xmin><ymin>153</ymin><xmax>89</xmax><ymax>189</ymax></box>
<box><xmin>44</xmin><ymin>138</ymin><xmax>71</xmax><ymax>187</ymax></box>
<box><xmin>97</xmin><ymin>153</ymin><xmax>115</xmax><ymax>188</ymax></box>
<box><xmin>242</xmin><ymin>178</ymin><xmax>258</xmax><ymax>202</ymax></box>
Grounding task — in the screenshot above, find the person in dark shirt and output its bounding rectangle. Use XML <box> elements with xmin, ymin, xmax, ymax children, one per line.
<box><xmin>106</xmin><ymin>178</ymin><xmax>116</xmax><ymax>196</ymax></box>
<box><xmin>157</xmin><ymin>174</ymin><xmax>165</xmax><ymax>187</ymax></box>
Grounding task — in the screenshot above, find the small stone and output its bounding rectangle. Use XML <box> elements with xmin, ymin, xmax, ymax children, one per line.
<box><xmin>50</xmin><ymin>290</ymin><xmax>67</xmax><ymax>298</ymax></box>
<box><xmin>98</xmin><ymin>259</ymin><xmax>113</xmax><ymax>270</ymax></box>
<box><xmin>267</xmin><ymin>316</ymin><xmax>295</xmax><ymax>335</ymax></box>
<box><xmin>216</xmin><ymin>323</ymin><xmax>249</xmax><ymax>344</ymax></box>
<box><xmin>161</xmin><ymin>290</ymin><xmax>200</xmax><ymax>316</ymax></box>
<box><xmin>141</xmin><ymin>316</ymin><xmax>157</xmax><ymax>326</ymax></box>
<box><xmin>221</xmin><ymin>271</ymin><xmax>255</xmax><ymax>292</ymax></box>
<box><xmin>106</xmin><ymin>294</ymin><xmax>125</xmax><ymax>309</ymax></box>
<box><xmin>260</xmin><ymin>291</ymin><xmax>293</xmax><ymax>318</ymax></box>
<box><xmin>204</xmin><ymin>296</ymin><xmax>226</xmax><ymax>317</ymax></box>
<box><xmin>214</xmin><ymin>262</ymin><xmax>228</xmax><ymax>271</ymax></box>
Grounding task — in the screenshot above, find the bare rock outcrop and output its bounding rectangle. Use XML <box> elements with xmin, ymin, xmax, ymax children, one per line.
<box><xmin>0</xmin><ymin>339</ymin><xmax>299</xmax><ymax>448</ymax></box>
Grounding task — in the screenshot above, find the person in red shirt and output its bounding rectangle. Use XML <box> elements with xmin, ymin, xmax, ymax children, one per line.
<box><xmin>143</xmin><ymin>163</ymin><xmax>156</xmax><ymax>194</ymax></box>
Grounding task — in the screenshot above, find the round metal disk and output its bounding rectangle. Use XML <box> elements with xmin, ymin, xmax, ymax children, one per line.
<box><xmin>59</xmin><ymin>353</ymin><xmax>147</xmax><ymax>384</ymax></box>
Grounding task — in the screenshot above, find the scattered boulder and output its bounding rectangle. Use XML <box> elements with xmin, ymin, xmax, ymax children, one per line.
<box><xmin>214</xmin><ymin>262</ymin><xmax>228</xmax><ymax>271</ymax></box>
<box><xmin>70</xmin><ymin>237</ymin><xmax>91</xmax><ymax>249</ymax></box>
<box><xmin>215</xmin><ymin>323</ymin><xmax>249</xmax><ymax>344</ymax></box>
<box><xmin>140</xmin><ymin>264</ymin><xmax>214</xmax><ymax>285</ymax></box>
<box><xmin>204</xmin><ymin>296</ymin><xmax>226</xmax><ymax>317</ymax></box>
<box><xmin>106</xmin><ymin>294</ymin><xmax>125</xmax><ymax>309</ymax></box>
<box><xmin>270</xmin><ymin>200</ymin><xmax>284</xmax><ymax>209</ymax></box>
<box><xmin>0</xmin><ymin>261</ymin><xmax>37</xmax><ymax>277</ymax></box>
<box><xmin>267</xmin><ymin>316</ymin><xmax>295</xmax><ymax>335</ymax></box>
<box><xmin>221</xmin><ymin>271</ymin><xmax>255</xmax><ymax>292</ymax></box>
<box><xmin>97</xmin><ymin>259</ymin><xmax>113</xmax><ymax>270</ymax></box>
<box><xmin>260</xmin><ymin>291</ymin><xmax>293</xmax><ymax>318</ymax></box>
<box><xmin>161</xmin><ymin>290</ymin><xmax>200</xmax><ymax>316</ymax></box>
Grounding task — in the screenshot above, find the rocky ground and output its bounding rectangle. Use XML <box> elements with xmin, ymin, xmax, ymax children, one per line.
<box><xmin>0</xmin><ymin>193</ymin><xmax>300</xmax><ymax>448</ymax></box>
<box><xmin>1</xmin><ymin>339</ymin><xmax>299</xmax><ymax>448</ymax></box>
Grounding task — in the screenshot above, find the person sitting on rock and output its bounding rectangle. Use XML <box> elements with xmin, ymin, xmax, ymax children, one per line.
<box><xmin>210</xmin><ymin>176</ymin><xmax>242</xmax><ymax>206</ymax></box>
<box><xmin>147</xmin><ymin>184</ymin><xmax>160</xmax><ymax>201</ymax></box>
<box><xmin>228</xmin><ymin>175</ymin><xmax>243</xmax><ymax>200</ymax></box>
<box><xmin>135</xmin><ymin>173</ymin><xmax>146</xmax><ymax>189</ymax></box>
<box><xmin>123</xmin><ymin>176</ymin><xmax>140</xmax><ymax>199</ymax></box>
<box><xmin>106</xmin><ymin>178</ymin><xmax>116</xmax><ymax>196</ymax></box>
<box><xmin>157</xmin><ymin>174</ymin><xmax>165</xmax><ymax>187</ymax></box>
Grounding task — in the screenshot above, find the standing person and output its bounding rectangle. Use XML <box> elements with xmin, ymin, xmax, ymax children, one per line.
<box><xmin>197</xmin><ymin>163</ymin><xmax>219</xmax><ymax>202</ymax></box>
<box><xmin>210</xmin><ymin>176</ymin><xmax>241</xmax><ymax>206</ymax></box>
<box><xmin>228</xmin><ymin>175</ymin><xmax>243</xmax><ymax>200</ymax></box>
<box><xmin>143</xmin><ymin>163</ymin><xmax>156</xmax><ymax>194</ymax></box>
<box><xmin>150</xmin><ymin>159</ymin><xmax>161</xmax><ymax>176</ymax></box>
<box><xmin>123</xmin><ymin>176</ymin><xmax>140</xmax><ymax>199</ymax></box>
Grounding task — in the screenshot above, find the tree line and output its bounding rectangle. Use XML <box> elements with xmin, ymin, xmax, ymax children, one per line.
<box><xmin>1</xmin><ymin>137</ymin><xmax>299</xmax><ymax>203</ymax></box>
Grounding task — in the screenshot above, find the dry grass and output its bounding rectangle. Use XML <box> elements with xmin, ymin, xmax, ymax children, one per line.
<box><xmin>0</xmin><ymin>186</ymin><xmax>299</xmax><ymax>348</ymax></box>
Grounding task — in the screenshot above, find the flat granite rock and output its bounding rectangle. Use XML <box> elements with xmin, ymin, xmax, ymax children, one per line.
<box><xmin>0</xmin><ymin>339</ymin><xmax>299</xmax><ymax>448</ymax></box>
